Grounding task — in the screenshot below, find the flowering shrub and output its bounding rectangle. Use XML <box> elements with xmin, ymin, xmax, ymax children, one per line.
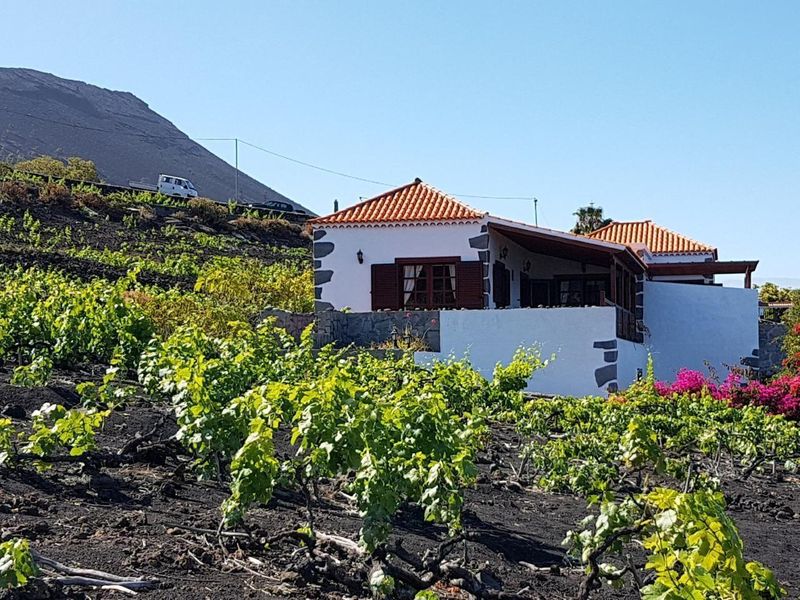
<box><xmin>655</xmin><ymin>368</ymin><xmax>800</xmax><ymax>420</ymax></box>
<box><xmin>654</xmin><ymin>369</ymin><xmax>713</xmax><ymax>397</ymax></box>
<box><xmin>783</xmin><ymin>323</ymin><xmax>800</xmax><ymax>374</ymax></box>
<box><xmin>723</xmin><ymin>373</ymin><xmax>800</xmax><ymax>420</ymax></box>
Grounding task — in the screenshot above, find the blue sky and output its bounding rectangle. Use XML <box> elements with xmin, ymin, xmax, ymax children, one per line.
<box><xmin>3</xmin><ymin>1</ymin><xmax>798</xmax><ymax>285</ymax></box>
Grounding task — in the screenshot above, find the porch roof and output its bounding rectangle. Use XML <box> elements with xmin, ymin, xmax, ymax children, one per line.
<box><xmin>487</xmin><ymin>216</ymin><xmax>648</xmax><ymax>273</ymax></box>
<box><xmin>646</xmin><ymin>260</ymin><xmax>758</xmax><ymax>277</ymax></box>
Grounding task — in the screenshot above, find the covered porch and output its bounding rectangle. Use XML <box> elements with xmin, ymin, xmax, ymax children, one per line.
<box><xmin>486</xmin><ymin>218</ymin><xmax>646</xmax><ymax>342</ymax></box>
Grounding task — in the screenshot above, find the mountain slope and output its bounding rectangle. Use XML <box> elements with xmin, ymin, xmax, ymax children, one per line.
<box><xmin>0</xmin><ymin>67</ymin><xmax>309</xmax><ymax>211</ymax></box>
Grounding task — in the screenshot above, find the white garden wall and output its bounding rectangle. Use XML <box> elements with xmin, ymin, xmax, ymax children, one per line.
<box><xmin>415</xmin><ymin>307</ymin><xmax>631</xmax><ymax>397</ymax></box>
<box><xmin>643</xmin><ymin>281</ymin><xmax>759</xmax><ymax>380</ymax></box>
<box><xmin>314</xmin><ymin>222</ymin><xmax>484</xmax><ymax>312</ymax></box>
<box><xmin>617</xmin><ymin>338</ymin><xmax>650</xmax><ymax>388</ymax></box>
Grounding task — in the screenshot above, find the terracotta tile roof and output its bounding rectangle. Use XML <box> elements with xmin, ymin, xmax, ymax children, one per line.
<box><xmin>585</xmin><ymin>220</ymin><xmax>716</xmax><ymax>255</ymax></box>
<box><xmin>310</xmin><ymin>178</ymin><xmax>486</xmax><ymax>226</ymax></box>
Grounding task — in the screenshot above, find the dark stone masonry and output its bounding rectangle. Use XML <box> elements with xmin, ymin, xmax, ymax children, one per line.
<box><xmin>258</xmin><ymin>309</ymin><xmax>315</xmax><ymax>340</ymax></box>
<box><xmin>316</xmin><ymin>310</ymin><xmax>441</xmax><ymax>352</ymax></box>
<box><xmin>759</xmin><ymin>321</ymin><xmax>788</xmax><ymax>377</ymax></box>
<box><xmin>595</xmin><ymin>364</ymin><xmax>617</xmax><ymax>387</ymax></box>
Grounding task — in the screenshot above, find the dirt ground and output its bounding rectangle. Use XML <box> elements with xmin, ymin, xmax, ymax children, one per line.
<box><xmin>1</xmin><ymin>369</ymin><xmax>799</xmax><ymax>600</ymax></box>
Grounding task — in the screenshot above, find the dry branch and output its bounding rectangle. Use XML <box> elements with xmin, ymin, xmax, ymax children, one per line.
<box><xmin>32</xmin><ymin>550</ymin><xmax>158</xmax><ymax>592</ymax></box>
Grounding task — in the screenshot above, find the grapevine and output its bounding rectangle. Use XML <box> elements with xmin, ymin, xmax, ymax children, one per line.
<box><xmin>0</xmin><ymin>539</ymin><xmax>38</xmax><ymax>589</ymax></box>
<box><xmin>565</xmin><ymin>488</ymin><xmax>785</xmax><ymax>599</ymax></box>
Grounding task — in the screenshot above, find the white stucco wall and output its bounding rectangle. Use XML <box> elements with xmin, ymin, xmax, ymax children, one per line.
<box><xmin>415</xmin><ymin>307</ymin><xmax>626</xmax><ymax>397</ymax></box>
<box><xmin>643</xmin><ymin>281</ymin><xmax>759</xmax><ymax>380</ymax></box>
<box><xmin>315</xmin><ymin>222</ymin><xmax>484</xmax><ymax>312</ymax></box>
<box><xmin>617</xmin><ymin>338</ymin><xmax>650</xmax><ymax>388</ymax></box>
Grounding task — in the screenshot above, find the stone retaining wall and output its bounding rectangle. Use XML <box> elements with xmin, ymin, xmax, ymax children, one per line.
<box><xmin>759</xmin><ymin>321</ymin><xmax>788</xmax><ymax>377</ymax></box>
<box><xmin>315</xmin><ymin>310</ymin><xmax>441</xmax><ymax>351</ymax></box>
<box><xmin>258</xmin><ymin>309</ymin><xmax>315</xmax><ymax>340</ymax></box>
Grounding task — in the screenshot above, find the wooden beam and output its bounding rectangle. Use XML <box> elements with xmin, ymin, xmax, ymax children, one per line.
<box><xmin>646</xmin><ymin>260</ymin><xmax>759</xmax><ymax>277</ymax></box>
<box><xmin>609</xmin><ymin>258</ymin><xmax>618</xmax><ymax>304</ymax></box>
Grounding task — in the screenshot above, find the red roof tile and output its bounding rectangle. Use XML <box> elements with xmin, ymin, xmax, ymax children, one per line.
<box><xmin>310</xmin><ymin>179</ymin><xmax>485</xmax><ymax>225</ymax></box>
<box><xmin>586</xmin><ymin>220</ymin><xmax>716</xmax><ymax>255</ymax></box>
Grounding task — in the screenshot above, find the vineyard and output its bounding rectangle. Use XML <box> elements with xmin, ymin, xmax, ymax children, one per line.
<box><xmin>1</xmin><ymin>180</ymin><xmax>800</xmax><ymax>599</ymax></box>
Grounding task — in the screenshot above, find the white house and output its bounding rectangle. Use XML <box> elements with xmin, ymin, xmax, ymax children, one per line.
<box><xmin>309</xmin><ymin>179</ymin><xmax>760</xmax><ymax>396</ymax></box>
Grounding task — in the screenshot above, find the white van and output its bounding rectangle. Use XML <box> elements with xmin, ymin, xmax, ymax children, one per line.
<box><xmin>130</xmin><ymin>174</ymin><xmax>199</xmax><ymax>198</ymax></box>
<box><xmin>157</xmin><ymin>174</ymin><xmax>198</xmax><ymax>198</ymax></box>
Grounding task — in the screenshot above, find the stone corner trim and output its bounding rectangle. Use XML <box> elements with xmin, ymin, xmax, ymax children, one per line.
<box><xmin>313</xmin><ymin>241</ymin><xmax>335</xmax><ymax>258</ymax></box>
<box><xmin>314</xmin><ymin>270</ymin><xmax>333</xmax><ymax>285</ymax></box>
<box><xmin>468</xmin><ymin>233</ymin><xmax>489</xmax><ymax>250</ymax></box>
<box><xmin>595</xmin><ymin>364</ymin><xmax>617</xmax><ymax>387</ymax></box>
<box><xmin>593</xmin><ymin>339</ymin><xmax>617</xmax><ymax>350</ymax></box>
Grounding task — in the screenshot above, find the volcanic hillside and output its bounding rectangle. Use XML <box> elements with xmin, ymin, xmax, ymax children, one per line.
<box><xmin>0</xmin><ymin>67</ymin><xmax>308</xmax><ymax>210</ymax></box>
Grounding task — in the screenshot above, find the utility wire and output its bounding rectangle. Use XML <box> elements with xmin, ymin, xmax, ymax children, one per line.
<box><xmin>238</xmin><ymin>139</ymin><xmax>392</xmax><ymax>187</ymax></box>
<box><xmin>239</xmin><ymin>139</ymin><xmax>534</xmax><ymax>200</ymax></box>
<box><xmin>1</xmin><ymin>107</ymin><xmax>536</xmax><ymax>201</ymax></box>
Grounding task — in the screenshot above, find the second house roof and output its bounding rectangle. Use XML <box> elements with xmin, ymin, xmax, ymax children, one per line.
<box><xmin>586</xmin><ymin>220</ymin><xmax>716</xmax><ymax>255</ymax></box>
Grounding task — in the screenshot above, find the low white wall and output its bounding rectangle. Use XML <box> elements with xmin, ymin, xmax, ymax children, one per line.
<box><xmin>617</xmin><ymin>338</ymin><xmax>650</xmax><ymax>389</ymax></box>
<box><xmin>315</xmin><ymin>222</ymin><xmax>484</xmax><ymax>312</ymax></box>
<box><xmin>643</xmin><ymin>281</ymin><xmax>759</xmax><ymax>380</ymax></box>
<box><xmin>416</xmin><ymin>307</ymin><xmax>623</xmax><ymax>397</ymax></box>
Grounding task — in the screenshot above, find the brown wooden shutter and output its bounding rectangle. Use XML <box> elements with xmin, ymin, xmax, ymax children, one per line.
<box><xmin>371</xmin><ymin>263</ymin><xmax>400</xmax><ymax>310</ymax></box>
<box><xmin>456</xmin><ymin>261</ymin><xmax>484</xmax><ymax>309</ymax></box>
<box><xmin>519</xmin><ymin>272</ymin><xmax>531</xmax><ymax>308</ymax></box>
<box><xmin>492</xmin><ymin>262</ymin><xmax>502</xmax><ymax>306</ymax></box>
<box><xmin>492</xmin><ymin>261</ymin><xmax>512</xmax><ymax>308</ymax></box>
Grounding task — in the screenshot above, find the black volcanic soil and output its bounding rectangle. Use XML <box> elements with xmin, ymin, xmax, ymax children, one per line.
<box><xmin>0</xmin><ymin>194</ymin><xmax>310</xmax><ymax>287</ymax></box>
<box><xmin>1</xmin><ymin>369</ymin><xmax>799</xmax><ymax>600</ymax></box>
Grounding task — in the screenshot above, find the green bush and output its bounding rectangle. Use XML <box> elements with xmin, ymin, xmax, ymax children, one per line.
<box><xmin>195</xmin><ymin>256</ymin><xmax>314</xmax><ymax>315</ymax></box>
<box><xmin>188</xmin><ymin>197</ymin><xmax>228</xmax><ymax>226</ymax></box>
<box><xmin>14</xmin><ymin>155</ymin><xmax>99</xmax><ymax>182</ymax></box>
<box><xmin>230</xmin><ymin>215</ymin><xmax>301</xmax><ymax>236</ymax></box>
<box><xmin>125</xmin><ymin>288</ymin><xmax>239</xmax><ymax>339</ymax></box>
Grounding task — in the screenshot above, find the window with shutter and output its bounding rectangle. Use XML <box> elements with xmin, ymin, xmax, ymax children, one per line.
<box><xmin>368</xmin><ymin>258</ymin><xmax>487</xmax><ymax>311</ymax></box>
<box><xmin>398</xmin><ymin>261</ymin><xmax>457</xmax><ymax>309</ymax></box>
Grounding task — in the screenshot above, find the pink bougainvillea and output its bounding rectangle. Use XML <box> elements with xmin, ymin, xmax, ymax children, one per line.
<box><xmin>655</xmin><ymin>369</ymin><xmax>800</xmax><ymax>420</ymax></box>
<box><xmin>655</xmin><ymin>369</ymin><xmax>718</xmax><ymax>397</ymax></box>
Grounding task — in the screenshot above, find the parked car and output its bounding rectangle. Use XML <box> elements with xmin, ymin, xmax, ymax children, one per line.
<box><xmin>248</xmin><ymin>200</ymin><xmax>305</xmax><ymax>214</ymax></box>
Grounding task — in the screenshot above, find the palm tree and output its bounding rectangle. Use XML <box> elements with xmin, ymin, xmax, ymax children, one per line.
<box><xmin>572</xmin><ymin>203</ymin><xmax>612</xmax><ymax>234</ymax></box>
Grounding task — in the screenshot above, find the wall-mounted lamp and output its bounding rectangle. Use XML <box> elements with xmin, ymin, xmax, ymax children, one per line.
<box><xmin>356</xmin><ymin>249</ymin><xmax>364</xmax><ymax>264</ymax></box>
<box><xmin>500</xmin><ymin>246</ymin><xmax>509</xmax><ymax>260</ymax></box>
<box><xmin>523</xmin><ymin>260</ymin><xmax>531</xmax><ymax>273</ymax></box>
